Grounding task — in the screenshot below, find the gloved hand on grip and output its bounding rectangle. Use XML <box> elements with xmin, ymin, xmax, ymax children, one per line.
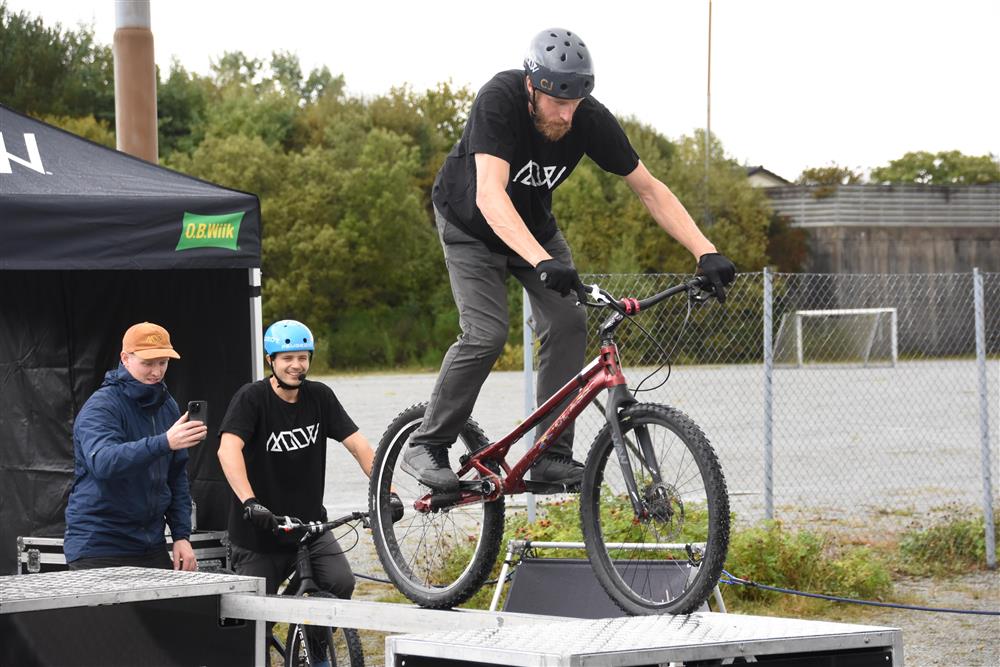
<box><xmin>242</xmin><ymin>497</ymin><xmax>277</xmax><ymax>532</ymax></box>
<box><xmin>389</xmin><ymin>492</ymin><xmax>405</xmax><ymax>523</ymax></box>
<box><xmin>696</xmin><ymin>253</ymin><xmax>736</xmax><ymax>303</ymax></box>
<box><xmin>535</xmin><ymin>258</ymin><xmax>585</xmax><ymax>300</ymax></box>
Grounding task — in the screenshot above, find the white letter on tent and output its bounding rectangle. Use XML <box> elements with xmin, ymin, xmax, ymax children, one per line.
<box><xmin>0</xmin><ymin>133</ymin><xmax>46</xmax><ymax>174</ymax></box>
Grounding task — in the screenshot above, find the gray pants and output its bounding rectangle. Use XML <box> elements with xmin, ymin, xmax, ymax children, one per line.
<box><xmin>229</xmin><ymin>532</ymin><xmax>355</xmax><ymax>598</ymax></box>
<box><xmin>412</xmin><ymin>208</ymin><xmax>588</xmax><ymax>459</ymax></box>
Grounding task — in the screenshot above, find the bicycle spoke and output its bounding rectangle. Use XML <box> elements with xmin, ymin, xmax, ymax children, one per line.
<box><xmin>370</xmin><ymin>404</ymin><xmax>504</xmax><ymax>607</ymax></box>
<box><xmin>583</xmin><ymin>405</ymin><xmax>728</xmax><ymax>614</ymax></box>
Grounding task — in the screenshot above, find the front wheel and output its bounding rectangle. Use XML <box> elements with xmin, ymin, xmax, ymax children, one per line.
<box><xmin>581</xmin><ymin>403</ymin><xmax>730</xmax><ymax>615</ymax></box>
<box><xmin>284</xmin><ymin>591</ymin><xmax>364</xmax><ymax>666</ymax></box>
<box><xmin>369</xmin><ymin>402</ymin><xmax>505</xmax><ymax>608</ymax></box>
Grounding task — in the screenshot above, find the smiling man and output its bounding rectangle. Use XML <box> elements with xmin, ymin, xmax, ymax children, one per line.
<box><xmin>402</xmin><ymin>28</ymin><xmax>736</xmax><ymax>493</ymax></box>
<box><xmin>64</xmin><ymin>322</ymin><xmax>206</xmax><ymax>571</ymax></box>
<box><xmin>217</xmin><ymin>319</ymin><xmax>388</xmax><ymax>613</ymax></box>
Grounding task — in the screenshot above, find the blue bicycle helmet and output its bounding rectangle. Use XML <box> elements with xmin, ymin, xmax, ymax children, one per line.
<box><xmin>263</xmin><ymin>320</ymin><xmax>315</xmax><ymax>356</ymax></box>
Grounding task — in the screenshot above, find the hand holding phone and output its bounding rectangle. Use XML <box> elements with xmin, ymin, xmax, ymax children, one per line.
<box><xmin>187</xmin><ymin>400</ymin><xmax>208</xmax><ymax>426</ymax></box>
<box><xmin>164</xmin><ymin>401</ymin><xmax>208</xmax><ymax>450</ymax></box>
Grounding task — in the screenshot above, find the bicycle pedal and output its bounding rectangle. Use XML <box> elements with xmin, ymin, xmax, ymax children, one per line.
<box><xmin>524</xmin><ymin>480</ymin><xmax>581</xmax><ymax>495</ymax></box>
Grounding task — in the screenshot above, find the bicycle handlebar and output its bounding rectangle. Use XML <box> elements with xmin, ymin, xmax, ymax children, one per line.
<box><xmin>580</xmin><ymin>275</ymin><xmax>712</xmax><ymax>314</ymax></box>
<box><xmin>274</xmin><ymin>511</ymin><xmax>370</xmax><ymax>536</ymax></box>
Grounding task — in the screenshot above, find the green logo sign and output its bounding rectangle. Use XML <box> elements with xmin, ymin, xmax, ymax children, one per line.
<box><xmin>176</xmin><ymin>212</ymin><xmax>244</xmax><ymax>251</ymax></box>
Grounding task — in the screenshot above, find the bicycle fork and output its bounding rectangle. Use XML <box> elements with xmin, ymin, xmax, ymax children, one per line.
<box><xmin>604</xmin><ymin>384</ymin><xmax>655</xmax><ymax>518</ymax></box>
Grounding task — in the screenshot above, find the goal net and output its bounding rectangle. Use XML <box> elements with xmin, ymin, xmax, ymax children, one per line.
<box><xmin>773</xmin><ymin>308</ymin><xmax>898</xmax><ymax>367</ymax></box>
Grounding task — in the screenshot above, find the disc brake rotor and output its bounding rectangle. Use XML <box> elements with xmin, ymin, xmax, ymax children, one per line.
<box><xmin>643</xmin><ymin>482</ymin><xmax>684</xmax><ymax>535</ymax></box>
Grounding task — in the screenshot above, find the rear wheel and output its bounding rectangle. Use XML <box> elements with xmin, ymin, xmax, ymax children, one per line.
<box><xmin>284</xmin><ymin>591</ymin><xmax>364</xmax><ymax>666</ymax></box>
<box><xmin>581</xmin><ymin>403</ymin><xmax>729</xmax><ymax>615</ymax></box>
<box><xmin>369</xmin><ymin>402</ymin><xmax>505</xmax><ymax>608</ymax></box>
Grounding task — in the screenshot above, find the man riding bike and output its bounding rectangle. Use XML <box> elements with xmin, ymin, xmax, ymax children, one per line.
<box><xmin>402</xmin><ymin>27</ymin><xmax>736</xmax><ymax>492</ymax></box>
<box><xmin>218</xmin><ymin>320</ymin><xmax>385</xmax><ymax>602</ymax></box>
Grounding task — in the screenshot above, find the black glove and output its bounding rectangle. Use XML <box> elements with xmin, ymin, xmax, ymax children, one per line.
<box><xmin>389</xmin><ymin>492</ymin><xmax>404</xmax><ymax>523</ymax></box>
<box><xmin>535</xmin><ymin>259</ymin><xmax>584</xmax><ymax>299</ymax></box>
<box><xmin>696</xmin><ymin>253</ymin><xmax>736</xmax><ymax>303</ymax></box>
<box><xmin>242</xmin><ymin>497</ymin><xmax>276</xmax><ymax>532</ymax></box>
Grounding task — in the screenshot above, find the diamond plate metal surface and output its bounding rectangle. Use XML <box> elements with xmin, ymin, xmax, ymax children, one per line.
<box><xmin>388</xmin><ymin>612</ymin><xmax>902</xmax><ymax>665</ymax></box>
<box><xmin>0</xmin><ymin>566</ymin><xmax>262</xmax><ymax>614</ymax></box>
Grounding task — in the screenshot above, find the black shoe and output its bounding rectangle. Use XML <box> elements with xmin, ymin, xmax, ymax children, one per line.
<box><xmin>401</xmin><ymin>443</ymin><xmax>460</xmax><ymax>491</ymax></box>
<box><xmin>531</xmin><ymin>455</ymin><xmax>584</xmax><ymax>488</ymax></box>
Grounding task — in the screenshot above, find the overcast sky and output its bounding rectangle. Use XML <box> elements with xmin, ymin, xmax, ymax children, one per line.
<box><xmin>7</xmin><ymin>0</ymin><xmax>999</xmax><ymax>180</ymax></box>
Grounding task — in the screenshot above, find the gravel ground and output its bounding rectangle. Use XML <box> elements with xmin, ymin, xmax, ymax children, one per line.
<box><xmin>857</xmin><ymin>571</ymin><xmax>1000</xmax><ymax>666</ymax></box>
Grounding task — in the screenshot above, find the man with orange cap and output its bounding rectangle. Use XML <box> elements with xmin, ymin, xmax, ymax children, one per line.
<box><xmin>64</xmin><ymin>322</ymin><xmax>207</xmax><ymax>570</ymax></box>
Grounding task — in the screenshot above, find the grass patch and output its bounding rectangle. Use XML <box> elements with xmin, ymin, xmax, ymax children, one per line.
<box><xmin>895</xmin><ymin>507</ymin><xmax>998</xmax><ymax>576</ymax></box>
<box><xmin>374</xmin><ymin>499</ymin><xmax>994</xmax><ymax>621</ymax></box>
<box><xmin>722</xmin><ymin>520</ymin><xmax>894</xmax><ymax>617</ymax></box>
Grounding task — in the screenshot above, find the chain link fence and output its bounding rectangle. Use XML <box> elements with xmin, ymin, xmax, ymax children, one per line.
<box><xmin>538</xmin><ymin>271</ymin><xmax>998</xmax><ymax>552</ymax></box>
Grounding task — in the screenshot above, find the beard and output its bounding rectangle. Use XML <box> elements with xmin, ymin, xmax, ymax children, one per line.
<box><xmin>533</xmin><ymin>113</ymin><xmax>572</xmax><ymax>142</ymax></box>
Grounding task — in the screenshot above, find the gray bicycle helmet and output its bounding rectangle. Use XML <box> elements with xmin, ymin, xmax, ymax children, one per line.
<box><xmin>523</xmin><ymin>28</ymin><xmax>595</xmax><ymax>99</ymax></box>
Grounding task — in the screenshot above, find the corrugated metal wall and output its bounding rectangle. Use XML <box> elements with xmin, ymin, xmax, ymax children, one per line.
<box><xmin>765</xmin><ymin>184</ymin><xmax>1000</xmax><ymax>273</ymax></box>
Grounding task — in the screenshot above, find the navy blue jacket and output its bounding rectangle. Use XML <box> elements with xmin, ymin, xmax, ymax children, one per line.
<box><xmin>64</xmin><ymin>364</ymin><xmax>192</xmax><ymax>562</ymax></box>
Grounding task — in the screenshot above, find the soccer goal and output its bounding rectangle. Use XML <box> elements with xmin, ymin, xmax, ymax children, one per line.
<box><xmin>773</xmin><ymin>308</ymin><xmax>898</xmax><ymax>367</ymax></box>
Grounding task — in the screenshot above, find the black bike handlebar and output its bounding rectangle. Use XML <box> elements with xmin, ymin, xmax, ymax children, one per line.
<box><xmin>274</xmin><ymin>511</ymin><xmax>370</xmax><ymax>536</ymax></box>
<box><xmin>581</xmin><ymin>275</ymin><xmax>711</xmax><ymax>314</ymax></box>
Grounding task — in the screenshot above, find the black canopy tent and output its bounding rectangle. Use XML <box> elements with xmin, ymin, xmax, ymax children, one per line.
<box><xmin>0</xmin><ymin>104</ymin><xmax>264</xmax><ymax>573</ymax></box>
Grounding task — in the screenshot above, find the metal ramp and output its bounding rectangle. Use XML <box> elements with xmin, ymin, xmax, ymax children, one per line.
<box><xmin>1</xmin><ymin>568</ymin><xmax>903</xmax><ymax>666</ymax></box>
<box><xmin>387</xmin><ymin>613</ymin><xmax>903</xmax><ymax>666</ymax></box>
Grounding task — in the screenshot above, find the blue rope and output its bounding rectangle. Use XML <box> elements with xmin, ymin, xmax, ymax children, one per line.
<box><xmin>720</xmin><ymin>570</ymin><xmax>1000</xmax><ymax>616</ymax></box>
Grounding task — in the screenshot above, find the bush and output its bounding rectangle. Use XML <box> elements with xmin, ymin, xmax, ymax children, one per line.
<box><xmin>724</xmin><ymin>521</ymin><xmax>893</xmax><ymax>612</ymax></box>
<box><xmin>897</xmin><ymin>508</ymin><xmax>996</xmax><ymax>576</ymax></box>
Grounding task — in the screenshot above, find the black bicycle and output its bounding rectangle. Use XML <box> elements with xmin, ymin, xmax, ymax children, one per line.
<box><xmin>270</xmin><ymin>512</ymin><xmax>368</xmax><ymax>667</ymax></box>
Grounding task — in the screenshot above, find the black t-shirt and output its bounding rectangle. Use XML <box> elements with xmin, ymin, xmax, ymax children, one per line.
<box><xmin>432</xmin><ymin>69</ymin><xmax>640</xmax><ymax>254</ymax></box>
<box><xmin>219</xmin><ymin>378</ymin><xmax>358</xmax><ymax>552</ymax></box>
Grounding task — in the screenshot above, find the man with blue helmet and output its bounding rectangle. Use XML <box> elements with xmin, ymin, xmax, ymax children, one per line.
<box><xmin>218</xmin><ymin>320</ymin><xmax>389</xmax><ymax>605</ymax></box>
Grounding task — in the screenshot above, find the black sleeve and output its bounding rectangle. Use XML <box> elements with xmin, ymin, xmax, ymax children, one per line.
<box><xmin>321</xmin><ymin>386</ymin><xmax>359</xmax><ymax>442</ymax></box>
<box><xmin>218</xmin><ymin>382</ymin><xmax>260</xmax><ymax>442</ymax></box>
<box><xmin>466</xmin><ymin>87</ymin><xmax>518</xmax><ymax>165</ymax></box>
<box><xmin>581</xmin><ymin>98</ymin><xmax>640</xmax><ymax>176</ymax></box>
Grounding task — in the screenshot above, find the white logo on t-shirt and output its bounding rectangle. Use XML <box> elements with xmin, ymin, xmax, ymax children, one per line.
<box><xmin>513</xmin><ymin>160</ymin><xmax>567</xmax><ymax>190</ymax></box>
<box><xmin>267</xmin><ymin>423</ymin><xmax>320</xmax><ymax>452</ymax></box>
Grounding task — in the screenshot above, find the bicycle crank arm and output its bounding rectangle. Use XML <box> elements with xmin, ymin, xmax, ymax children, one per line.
<box><xmin>413</xmin><ymin>487</ymin><xmax>486</xmax><ymax>512</ymax></box>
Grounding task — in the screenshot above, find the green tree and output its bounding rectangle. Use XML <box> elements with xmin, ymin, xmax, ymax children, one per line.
<box><xmin>0</xmin><ymin>2</ymin><xmax>114</xmax><ymax>121</ymax></box>
<box><xmin>556</xmin><ymin>126</ymin><xmax>769</xmax><ymax>276</ymax></box>
<box><xmin>38</xmin><ymin>114</ymin><xmax>115</xmax><ymax>148</ymax></box>
<box><xmin>797</xmin><ymin>165</ymin><xmax>863</xmax><ymax>186</ymax></box>
<box><xmin>157</xmin><ymin>60</ymin><xmax>212</xmax><ymax>157</ymax></box>
<box><xmin>870</xmin><ymin>150</ymin><xmax>1000</xmax><ymax>185</ymax></box>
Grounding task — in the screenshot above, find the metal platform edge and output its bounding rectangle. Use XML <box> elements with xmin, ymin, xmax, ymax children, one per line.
<box><xmin>383</xmin><ymin>612</ymin><xmax>904</xmax><ymax>667</ymax></box>
<box><xmin>218</xmin><ymin>593</ymin><xmax>576</xmax><ymax>634</ymax></box>
<box><xmin>0</xmin><ymin>568</ymin><xmax>264</xmax><ymax>614</ymax></box>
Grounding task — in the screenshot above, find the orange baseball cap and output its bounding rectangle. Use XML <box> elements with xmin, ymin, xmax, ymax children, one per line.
<box><xmin>122</xmin><ymin>322</ymin><xmax>181</xmax><ymax>360</ymax></box>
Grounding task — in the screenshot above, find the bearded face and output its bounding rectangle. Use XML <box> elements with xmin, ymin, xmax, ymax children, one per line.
<box><xmin>528</xmin><ymin>80</ymin><xmax>583</xmax><ymax>142</ymax></box>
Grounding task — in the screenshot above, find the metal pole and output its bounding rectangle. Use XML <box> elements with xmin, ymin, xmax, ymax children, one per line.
<box><xmin>763</xmin><ymin>268</ymin><xmax>775</xmax><ymax>520</ymax></box>
<box><xmin>113</xmin><ymin>0</ymin><xmax>158</xmax><ymax>162</ymax></box>
<box><xmin>704</xmin><ymin>0</ymin><xmax>712</xmax><ymax>225</ymax></box>
<box><xmin>973</xmin><ymin>268</ymin><xmax>996</xmax><ymax>568</ymax></box>
<box><xmin>890</xmin><ymin>308</ymin><xmax>898</xmax><ymax>367</ymax></box>
<box><xmin>523</xmin><ymin>289</ymin><xmax>537</xmax><ymax>523</ymax></box>
<box><xmin>249</xmin><ymin>268</ymin><xmax>264</xmax><ymax>381</ymax></box>
<box><xmin>795</xmin><ymin>312</ymin><xmax>804</xmax><ymax>368</ymax></box>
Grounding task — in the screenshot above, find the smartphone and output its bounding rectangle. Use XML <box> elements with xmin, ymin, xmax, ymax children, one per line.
<box><xmin>187</xmin><ymin>400</ymin><xmax>208</xmax><ymax>427</ymax></box>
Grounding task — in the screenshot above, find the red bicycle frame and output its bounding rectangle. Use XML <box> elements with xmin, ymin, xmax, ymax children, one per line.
<box><xmin>410</xmin><ymin>278</ymin><xmax>705</xmax><ymax>514</ymax></box>
<box><xmin>412</xmin><ymin>341</ymin><xmax>628</xmax><ymax>511</ymax></box>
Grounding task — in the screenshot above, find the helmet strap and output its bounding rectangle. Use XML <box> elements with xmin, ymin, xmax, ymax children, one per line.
<box><xmin>526</xmin><ymin>78</ymin><xmax>538</xmax><ymax>118</ymax></box>
<box><xmin>266</xmin><ymin>355</ymin><xmax>308</xmax><ymax>391</ymax></box>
